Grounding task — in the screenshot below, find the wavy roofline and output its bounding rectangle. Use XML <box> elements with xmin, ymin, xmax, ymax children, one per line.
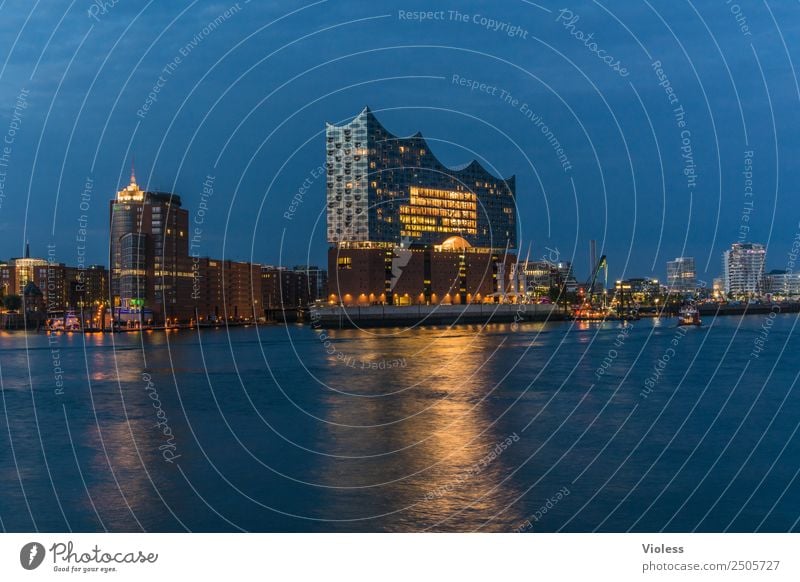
<box><xmin>328</xmin><ymin>106</ymin><xmax>515</xmax><ymax>183</ymax></box>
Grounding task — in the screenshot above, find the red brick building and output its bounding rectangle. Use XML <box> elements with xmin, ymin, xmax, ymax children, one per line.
<box><xmin>328</xmin><ymin>237</ymin><xmax>518</xmax><ymax>306</ymax></box>
<box><xmin>192</xmin><ymin>258</ymin><xmax>262</xmax><ymax>322</ymax></box>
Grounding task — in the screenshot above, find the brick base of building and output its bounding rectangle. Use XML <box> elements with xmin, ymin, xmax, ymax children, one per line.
<box><xmin>327</xmin><ymin>245</ymin><xmax>517</xmax><ymax>306</ymax></box>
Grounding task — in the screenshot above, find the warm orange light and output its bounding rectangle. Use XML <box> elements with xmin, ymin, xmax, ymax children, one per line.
<box><xmin>399</xmin><ymin>186</ymin><xmax>478</xmax><ymax>237</ymax></box>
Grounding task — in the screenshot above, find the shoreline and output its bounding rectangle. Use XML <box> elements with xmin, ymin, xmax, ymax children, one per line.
<box><xmin>3</xmin><ymin>302</ymin><xmax>797</xmax><ymax>334</ymax></box>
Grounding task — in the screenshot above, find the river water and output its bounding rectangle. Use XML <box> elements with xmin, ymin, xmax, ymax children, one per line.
<box><xmin>1</xmin><ymin>314</ymin><xmax>798</xmax><ymax>532</ymax></box>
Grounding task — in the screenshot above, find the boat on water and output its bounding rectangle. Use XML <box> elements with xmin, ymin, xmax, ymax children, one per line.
<box><xmin>572</xmin><ymin>303</ymin><xmax>642</xmax><ymax>322</ymax></box>
<box><xmin>571</xmin><ymin>306</ymin><xmax>608</xmax><ymax>321</ymax></box>
<box><xmin>47</xmin><ymin>310</ymin><xmax>82</xmax><ymax>332</ymax></box>
<box><xmin>617</xmin><ymin>308</ymin><xmax>641</xmax><ymax>321</ymax></box>
<box><xmin>677</xmin><ymin>305</ymin><xmax>702</xmax><ymax>326</ymax></box>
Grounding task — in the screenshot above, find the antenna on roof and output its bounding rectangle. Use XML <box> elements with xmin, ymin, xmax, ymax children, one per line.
<box><xmin>130</xmin><ymin>156</ymin><xmax>136</xmax><ymax>185</ymax></box>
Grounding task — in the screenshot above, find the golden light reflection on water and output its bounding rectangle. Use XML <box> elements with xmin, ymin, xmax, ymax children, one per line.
<box><xmin>316</xmin><ymin>326</ymin><xmax>526</xmax><ymax>531</ymax></box>
<box><xmin>85</xmin><ymin>417</ymin><xmax>156</xmax><ymax>530</ymax></box>
<box><xmin>82</xmin><ymin>338</ymin><xmax>185</xmax><ymax>531</ymax></box>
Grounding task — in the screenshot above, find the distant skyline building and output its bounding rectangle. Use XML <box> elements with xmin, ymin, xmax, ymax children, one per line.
<box><xmin>712</xmin><ymin>277</ymin><xmax>725</xmax><ymax>300</ymax></box>
<box><xmin>521</xmin><ymin>260</ymin><xmax>559</xmax><ymax>296</ymax></box>
<box><xmin>1</xmin><ymin>240</ymin><xmax>48</xmax><ymax>296</ymax></box>
<box><xmin>294</xmin><ymin>265</ymin><xmax>328</xmax><ymax>305</ymax></box>
<box><xmin>763</xmin><ymin>269</ymin><xmax>800</xmax><ymax>297</ymax></box>
<box><xmin>6</xmin><ymin>256</ymin><xmax>48</xmax><ymax>295</ymax></box>
<box><xmin>556</xmin><ymin>261</ymin><xmax>578</xmax><ymax>293</ymax></box>
<box><xmin>192</xmin><ymin>258</ymin><xmax>262</xmax><ymax>322</ymax></box>
<box><xmin>261</xmin><ymin>265</ymin><xmax>328</xmax><ymax>310</ymax></box>
<box><xmin>587</xmin><ymin>239</ymin><xmax>605</xmax><ymax>293</ymax></box>
<box><xmin>0</xmin><ymin>257</ymin><xmax>107</xmax><ymax>316</ymax></box>
<box><xmin>625</xmin><ymin>277</ymin><xmax>661</xmax><ymax>302</ymax></box>
<box><xmin>666</xmin><ymin>256</ymin><xmax>696</xmax><ymax>293</ymax></box>
<box><xmin>723</xmin><ymin>242</ymin><xmax>766</xmax><ymax>296</ymax></box>
<box><xmin>325</xmin><ymin>107</ymin><xmax>518</xmax><ymax>306</ymax></box>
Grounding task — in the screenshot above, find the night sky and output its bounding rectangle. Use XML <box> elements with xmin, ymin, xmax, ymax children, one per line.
<box><xmin>0</xmin><ymin>0</ymin><xmax>797</xmax><ymax>283</ymax></box>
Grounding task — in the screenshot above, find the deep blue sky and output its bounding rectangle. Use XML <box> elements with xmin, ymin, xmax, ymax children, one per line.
<box><xmin>0</xmin><ymin>0</ymin><xmax>798</xmax><ymax>283</ymax></box>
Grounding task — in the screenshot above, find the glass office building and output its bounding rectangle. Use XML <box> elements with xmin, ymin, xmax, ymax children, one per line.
<box><xmin>326</xmin><ymin>107</ymin><xmax>517</xmax><ymax>251</ymax></box>
<box><xmin>666</xmin><ymin>257</ymin><xmax>696</xmax><ymax>293</ymax></box>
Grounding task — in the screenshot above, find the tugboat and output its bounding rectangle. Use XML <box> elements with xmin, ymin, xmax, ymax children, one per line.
<box><xmin>677</xmin><ymin>305</ymin><xmax>702</xmax><ymax>327</ymax></box>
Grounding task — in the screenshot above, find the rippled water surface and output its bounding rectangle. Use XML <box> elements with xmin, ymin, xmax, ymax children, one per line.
<box><xmin>1</xmin><ymin>315</ymin><xmax>799</xmax><ymax>532</ymax></box>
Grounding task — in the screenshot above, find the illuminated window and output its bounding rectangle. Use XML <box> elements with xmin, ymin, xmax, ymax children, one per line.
<box><xmin>398</xmin><ymin>186</ymin><xmax>478</xmax><ymax>237</ymax></box>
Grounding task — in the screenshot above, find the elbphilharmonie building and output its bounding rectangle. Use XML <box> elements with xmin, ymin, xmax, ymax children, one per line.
<box><xmin>326</xmin><ymin>107</ymin><xmax>519</xmax><ymax>306</ymax></box>
<box><xmin>326</xmin><ymin>106</ymin><xmax>517</xmax><ymax>250</ymax></box>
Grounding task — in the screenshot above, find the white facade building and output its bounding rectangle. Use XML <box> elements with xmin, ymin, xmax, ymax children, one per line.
<box><xmin>723</xmin><ymin>243</ymin><xmax>766</xmax><ymax>296</ymax></box>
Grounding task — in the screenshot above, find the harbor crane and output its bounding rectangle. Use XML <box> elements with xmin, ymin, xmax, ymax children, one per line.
<box><xmin>587</xmin><ymin>254</ymin><xmax>608</xmax><ymax>307</ymax></box>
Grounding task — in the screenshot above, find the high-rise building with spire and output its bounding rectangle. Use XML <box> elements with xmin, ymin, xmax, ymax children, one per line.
<box><xmin>108</xmin><ymin>167</ymin><xmax>192</xmax><ymax>323</ymax></box>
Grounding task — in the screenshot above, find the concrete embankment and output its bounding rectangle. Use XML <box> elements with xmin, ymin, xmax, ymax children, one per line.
<box><xmin>698</xmin><ymin>303</ymin><xmax>799</xmax><ymax>316</ymax></box>
<box><xmin>309</xmin><ymin>303</ymin><xmax>565</xmax><ymax>329</ymax></box>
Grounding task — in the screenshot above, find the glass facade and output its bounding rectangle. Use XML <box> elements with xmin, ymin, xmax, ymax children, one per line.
<box><xmin>666</xmin><ymin>257</ymin><xmax>696</xmax><ymax>293</ymax></box>
<box><xmin>326</xmin><ymin>107</ymin><xmax>516</xmax><ymax>250</ymax></box>
<box><xmin>399</xmin><ymin>186</ymin><xmax>478</xmax><ymax>238</ymax></box>
<box><xmin>764</xmin><ymin>270</ymin><xmax>800</xmax><ymax>297</ymax></box>
<box><xmin>119</xmin><ymin>232</ymin><xmax>147</xmax><ymax>307</ymax></box>
<box><xmin>110</xmin><ymin>202</ymin><xmax>139</xmax><ymax>299</ymax></box>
